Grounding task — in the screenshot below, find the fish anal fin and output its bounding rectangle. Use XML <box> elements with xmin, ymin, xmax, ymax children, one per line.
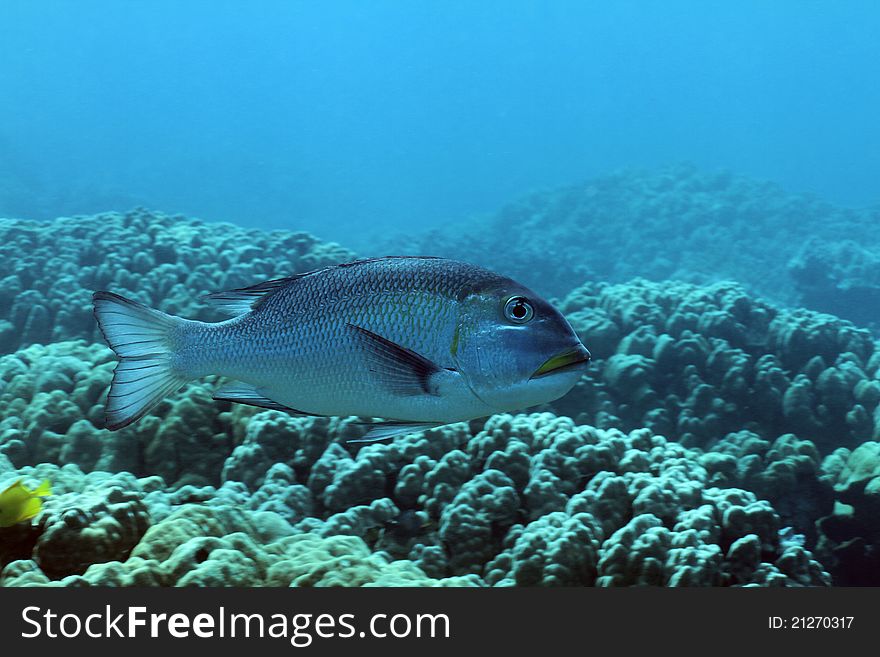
<box><xmin>213</xmin><ymin>382</ymin><xmax>319</xmax><ymax>416</ymax></box>
<box><xmin>346</xmin><ymin>324</ymin><xmax>444</xmax><ymax>397</ymax></box>
<box><xmin>347</xmin><ymin>422</ymin><xmax>444</xmax><ymax>443</ymax></box>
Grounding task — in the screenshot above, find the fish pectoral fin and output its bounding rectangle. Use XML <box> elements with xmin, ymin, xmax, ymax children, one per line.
<box><xmin>213</xmin><ymin>382</ymin><xmax>320</xmax><ymax>416</ymax></box>
<box><xmin>347</xmin><ymin>421</ymin><xmax>445</xmax><ymax>443</ymax></box>
<box><xmin>346</xmin><ymin>323</ymin><xmax>445</xmax><ymax>396</ymax></box>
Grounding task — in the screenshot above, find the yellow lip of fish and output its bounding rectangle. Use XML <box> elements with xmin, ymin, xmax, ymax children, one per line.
<box><xmin>530</xmin><ymin>344</ymin><xmax>591</xmax><ymax>379</ymax></box>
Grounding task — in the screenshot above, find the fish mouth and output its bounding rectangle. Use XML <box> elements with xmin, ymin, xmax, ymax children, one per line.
<box><xmin>530</xmin><ymin>344</ymin><xmax>591</xmax><ymax>379</ymax></box>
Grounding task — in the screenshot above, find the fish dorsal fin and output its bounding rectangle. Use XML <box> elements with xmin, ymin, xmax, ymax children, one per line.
<box><xmin>0</xmin><ymin>479</ymin><xmax>25</xmax><ymax>501</ymax></box>
<box><xmin>348</xmin><ymin>421</ymin><xmax>445</xmax><ymax>443</ymax></box>
<box><xmin>213</xmin><ymin>382</ymin><xmax>320</xmax><ymax>416</ymax></box>
<box><xmin>202</xmin><ymin>276</ymin><xmax>302</xmax><ymax>316</ymax></box>
<box><xmin>203</xmin><ymin>258</ymin><xmax>456</xmax><ymax>317</ymax></box>
<box><xmin>346</xmin><ymin>324</ymin><xmax>444</xmax><ymax>396</ymax></box>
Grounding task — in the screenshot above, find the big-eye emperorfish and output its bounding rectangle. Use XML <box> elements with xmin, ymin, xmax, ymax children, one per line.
<box><xmin>93</xmin><ymin>257</ymin><xmax>590</xmax><ymax>441</ymax></box>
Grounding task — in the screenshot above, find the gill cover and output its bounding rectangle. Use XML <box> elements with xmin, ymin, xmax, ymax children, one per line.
<box><xmin>452</xmin><ymin>285</ymin><xmax>590</xmax><ymax>413</ymax></box>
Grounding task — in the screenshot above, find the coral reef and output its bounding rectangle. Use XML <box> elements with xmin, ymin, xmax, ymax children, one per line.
<box><xmin>553</xmin><ymin>278</ymin><xmax>875</xmax><ymax>457</ymax></box>
<box><xmin>815</xmin><ymin>442</ymin><xmax>880</xmax><ymax>585</ymax></box>
<box><xmin>0</xmin><ymin>209</ymin><xmax>354</xmax><ymax>354</ymax></box>
<box><xmin>0</xmin><ymin>412</ymin><xmax>831</xmax><ymax>587</ymax></box>
<box><xmin>788</xmin><ymin>238</ymin><xmax>880</xmax><ymax>328</ymax></box>
<box><xmin>0</xmin><ymin>340</ymin><xmax>259</xmax><ymax>487</ymax></box>
<box><xmin>1</xmin><ymin>204</ymin><xmax>877</xmax><ymax>586</ymax></box>
<box><xmin>382</xmin><ymin>165</ymin><xmax>880</xmax><ymax>327</ymax></box>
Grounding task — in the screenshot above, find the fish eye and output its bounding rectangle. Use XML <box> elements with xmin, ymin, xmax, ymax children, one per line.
<box><xmin>504</xmin><ymin>296</ymin><xmax>534</xmax><ymax>323</ymax></box>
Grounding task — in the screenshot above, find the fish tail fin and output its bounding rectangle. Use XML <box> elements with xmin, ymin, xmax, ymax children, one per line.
<box><xmin>92</xmin><ymin>291</ymin><xmax>192</xmax><ymax>430</ymax></box>
<box><xmin>33</xmin><ymin>480</ymin><xmax>51</xmax><ymax>497</ymax></box>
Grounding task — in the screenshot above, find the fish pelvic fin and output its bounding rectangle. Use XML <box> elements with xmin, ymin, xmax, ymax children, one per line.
<box><xmin>93</xmin><ymin>291</ymin><xmax>191</xmax><ymax>431</ymax></box>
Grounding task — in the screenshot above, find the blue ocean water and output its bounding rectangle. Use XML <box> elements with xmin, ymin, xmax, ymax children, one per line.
<box><xmin>1</xmin><ymin>1</ymin><xmax>879</xmax><ymax>247</ymax></box>
<box><xmin>2</xmin><ymin>2</ymin><xmax>880</xmax><ymax>591</ymax></box>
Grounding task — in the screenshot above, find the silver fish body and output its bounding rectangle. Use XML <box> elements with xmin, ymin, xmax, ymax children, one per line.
<box><xmin>94</xmin><ymin>257</ymin><xmax>590</xmax><ymax>438</ymax></box>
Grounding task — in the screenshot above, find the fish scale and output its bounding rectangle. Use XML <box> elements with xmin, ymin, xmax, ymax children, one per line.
<box><xmin>177</xmin><ymin>260</ymin><xmax>482</xmax><ymax>418</ymax></box>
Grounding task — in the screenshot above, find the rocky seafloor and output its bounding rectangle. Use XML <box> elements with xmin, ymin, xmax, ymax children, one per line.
<box><xmin>2</xmin><ymin>173</ymin><xmax>880</xmax><ymax>587</ymax></box>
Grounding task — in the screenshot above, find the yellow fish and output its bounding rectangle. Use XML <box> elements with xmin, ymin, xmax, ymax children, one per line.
<box><xmin>0</xmin><ymin>479</ymin><xmax>51</xmax><ymax>528</ymax></box>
